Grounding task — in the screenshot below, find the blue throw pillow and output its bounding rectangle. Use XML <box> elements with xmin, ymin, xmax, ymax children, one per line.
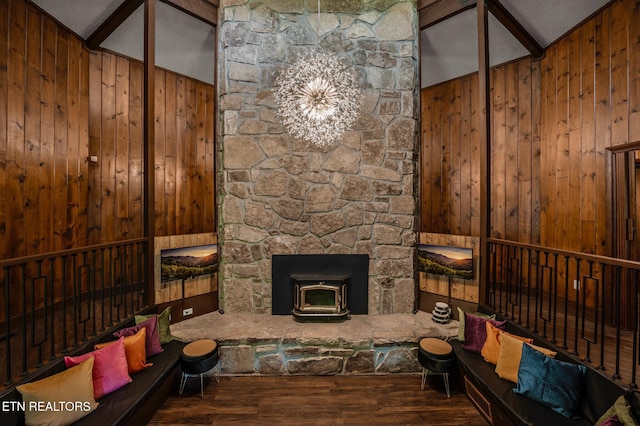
<box><xmin>514</xmin><ymin>343</ymin><xmax>587</xmax><ymax>418</ymax></box>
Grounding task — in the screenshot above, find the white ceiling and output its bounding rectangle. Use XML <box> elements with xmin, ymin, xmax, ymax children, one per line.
<box><xmin>31</xmin><ymin>0</ymin><xmax>610</xmax><ymax>88</ymax></box>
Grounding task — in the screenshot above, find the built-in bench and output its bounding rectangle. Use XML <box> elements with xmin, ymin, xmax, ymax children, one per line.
<box><xmin>453</xmin><ymin>308</ymin><xmax>640</xmax><ymax>425</ymax></box>
<box><xmin>0</xmin><ymin>313</ymin><xmax>186</xmax><ymax>426</ymax></box>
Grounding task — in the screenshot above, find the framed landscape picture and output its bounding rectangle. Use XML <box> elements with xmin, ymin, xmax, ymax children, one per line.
<box><xmin>161</xmin><ymin>244</ymin><xmax>218</xmax><ymax>282</ymax></box>
<box><xmin>417</xmin><ymin>244</ymin><xmax>473</xmax><ymax>280</ymax></box>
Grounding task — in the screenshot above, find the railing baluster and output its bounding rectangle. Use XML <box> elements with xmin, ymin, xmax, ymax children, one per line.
<box><xmin>614</xmin><ymin>266</ymin><xmax>622</xmax><ymax>380</ymax></box>
<box><xmin>562</xmin><ymin>255</ymin><xmax>569</xmax><ymax>349</ymax></box>
<box><xmin>573</xmin><ymin>259</ymin><xmax>580</xmax><ymax>356</ymax></box>
<box><xmin>4</xmin><ymin>266</ymin><xmax>12</xmax><ymax>385</ymax></box>
<box><xmin>599</xmin><ymin>262</ymin><xmax>606</xmax><ymax>371</ymax></box>
<box><xmin>20</xmin><ymin>264</ymin><xmax>27</xmax><ymax>376</ymax></box>
<box><xmin>72</xmin><ymin>253</ymin><xmax>79</xmax><ymax>347</ymax></box>
<box><xmin>550</xmin><ymin>254</ymin><xmax>558</xmax><ymax>344</ymax></box>
<box><xmin>487</xmin><ymin>244</ymin><xmax>498</xmax><ymax>309</ymax></box>
<box><xmin>517</xmin><ymin>247</ymin><xmax>523</xmax><ymax>324</ymax></box>
<box><xmin>100</xmin><ymin>248</ymin><xmax>106</xmax><ymax>331</ymax></box>
<box><xmin>631</xmin><ymin>269</ymin><xmax>638</xmax><ymax>389</ymax></box>
<box><xmin>61</xmin><ymin>255</ymin><xmax>68</xmax><ymax>353</ymax></box>
<box><xmin>49</xmin><ymin>258</ymin><xmax>55</xmax><ymax>360</ymax></box>
<box><xmin>91</xmin><ymin>250</ymin><xmax>97</xmax><ymax>336</ymax></box>
<box><xmin>109</xmin><ymin>246</ymin><xmax>114</xmax><ymax>326</ymax></box>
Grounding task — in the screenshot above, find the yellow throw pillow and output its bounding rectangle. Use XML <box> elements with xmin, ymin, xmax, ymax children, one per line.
<box><xmin>481</xmin><ymin>321</ymin><xmax>533</xmax><ymax>365</ymax></box>
<box><xmin>495</xmin><ymin>333</ymin><xmax>557</xmax><ymax>383</ymax></box>
<box><xmin>17</xmin><ymin>357</ymin><xmax>99</xmax><ymax>426</ymax></box>
<box><xmin>95</xmin><ymin>327</ymin><xmax>151</xmax><ymax>374</ymax></box>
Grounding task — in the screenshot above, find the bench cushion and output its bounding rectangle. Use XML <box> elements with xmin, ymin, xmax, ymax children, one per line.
<box><xmin>71</xmin><ymin>339</ymin><xmax>185</xmax><ymax>426</ymax></box>
<box><xmin>453</xmin><ymin>340</ymin><xmax>593</xmax><ymax>426</ymax></box>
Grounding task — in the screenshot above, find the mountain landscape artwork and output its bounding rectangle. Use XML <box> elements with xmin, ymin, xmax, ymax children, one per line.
<box><xmin>417</xmin><ymin>244</ymin><xmax>473</xmax><ymax>280</ymax></box>
<box><xmin>161</xmin><ymin>244</ymin><xmax>218</xmax><ymax>282</ymax></box>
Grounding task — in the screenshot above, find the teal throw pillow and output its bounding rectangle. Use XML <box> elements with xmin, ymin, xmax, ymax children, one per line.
<box><xmin>515</xmin><ymin>343</ymin><xmax>587</xmax><ymax>419</ymax></box>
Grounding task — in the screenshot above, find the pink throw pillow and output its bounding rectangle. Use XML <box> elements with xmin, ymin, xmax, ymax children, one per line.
<box><xmin>64</xmin><ymin>336</ymin><xmax>132</xmax><ymax>399</ymax></box>
<box><xmin>113</xmin><ymin>315</ymin><xmax>163</xmax><ymax>357</ymax></box>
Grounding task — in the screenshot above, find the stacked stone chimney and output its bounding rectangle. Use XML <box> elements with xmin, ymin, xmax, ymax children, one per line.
<box><xmin>218</xmin><ymin>0</ymin><xmax>419</xmax><ymax>314</ymax></box>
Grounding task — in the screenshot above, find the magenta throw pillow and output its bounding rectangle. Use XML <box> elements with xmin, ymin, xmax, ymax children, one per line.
<box><xmin>462</xmin><ymin>312</ymin><xmax>506</xmax><ymax>353</ymax></box>
<box><xmin>114</xmin><ymin>315</ymin><xmax>163</xmax><ymax>357</ymax></box>
<box><xmin>64</xmin><ymin>336</ymin><xmax>131</xmax><ymax>399</ymax></box>
<box><xmin>599</xmin><ymin>416</ymin><xmax>623</xmax><ymax>426</ymax></box>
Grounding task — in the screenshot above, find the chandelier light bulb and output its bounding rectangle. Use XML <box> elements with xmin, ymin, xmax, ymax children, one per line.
<box><xmin>275</xmin><ymin>51</ymin><xmax>361</xmax><ymax>147</ymax></box>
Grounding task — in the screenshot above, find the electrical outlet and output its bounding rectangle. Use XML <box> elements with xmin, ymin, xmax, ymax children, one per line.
<box><xmin>573</xmin><ymin>279</ymin><xmax>580</xmax><ymax>291</ymax></box>
<box><xmin>182</xmin><ymin>307</ymin><xmax>193</xmax><ymax>316</ymax></box>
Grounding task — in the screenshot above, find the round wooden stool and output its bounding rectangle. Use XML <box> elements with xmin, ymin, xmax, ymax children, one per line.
<box><xmin>179</xmin><ymin>339</ymin><xmax>220</xmax><ymax>398</ymax></box>
<box><xmin>418</xmin><ymin>337</ymin><xmax>455</xmax><ymax>397</ymax></box>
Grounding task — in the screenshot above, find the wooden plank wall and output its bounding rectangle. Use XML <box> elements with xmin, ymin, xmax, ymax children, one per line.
<box><xmin>88</xmin><ymin>52</ymin><xmax>216</xmax><ymax>244</ymax></box>
<box><xmin>0</xmin><ymin>0</ymin><xmax>90</xmax><ymax>258</ymax></box>
<box><xmin>0</xmin><ymin>0</ymin><xmax>217</xmax><ymax>260</ymax></box>
<box><xmin>421</xmin><ymin>57</ymin><xmax>541</xmax><ymax>244</ymax></box>
<box><xmin>539</xmin><ymin>0</ymin><xmax>639</xmax><ymax>255</ymax></box>
<box><xmin>421</xmin><ymin>0</ymin><xmax>640</xmax><ymax>259</ymax></box>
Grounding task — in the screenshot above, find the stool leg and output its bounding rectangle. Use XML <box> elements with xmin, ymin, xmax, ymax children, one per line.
<box><xmin>213</xmin><ymin>366</ymin><xmax>220</xmax><ymax>383</ymax></box>
<box><xmin>443</xmin><ymin>372</ymin><xmax>450</xmax><ymax>398</ymax></box>
<box><xmin>179</xmin><ymin>372</ymin><xmax>187</xmax><ymax>395</ymax></box>
<box><xmin>420</xmin><ymin>368</ymin><xmax>427</xmax><ymax>390</ymax></box>
<box><xmin>200</xmin><ymin>373</ymin><xmax>204</xmax><ymax>399</ymax></box>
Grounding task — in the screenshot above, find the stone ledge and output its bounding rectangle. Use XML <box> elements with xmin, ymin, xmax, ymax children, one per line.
<box><xmin>171</xmin><ymin>311</ymin><xmax>458</xmax><ymax>375</ymax></box>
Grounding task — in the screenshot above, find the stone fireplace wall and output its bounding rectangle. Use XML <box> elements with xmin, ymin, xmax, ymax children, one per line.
<box><xmin>218</xmin><ymin>0</ymin><xmax>419</xmax><ymax>314</ymax></box>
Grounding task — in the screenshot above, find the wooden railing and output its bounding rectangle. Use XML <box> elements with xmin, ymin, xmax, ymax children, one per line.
<box><xmin>0</xmin><ymin>239</ymin><xmax>150</xmax><ymax>387</ymax></box>
<box><xmin>487</xmin><ymin>238</ymin><xmax>640</xmax><ymax>389</ymax></box>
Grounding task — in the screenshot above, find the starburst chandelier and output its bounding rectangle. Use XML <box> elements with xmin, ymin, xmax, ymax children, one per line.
<box><xmin>274</xmin><ymin>1</ymin><xmax>361</xmax><ymax>147</ymax></box>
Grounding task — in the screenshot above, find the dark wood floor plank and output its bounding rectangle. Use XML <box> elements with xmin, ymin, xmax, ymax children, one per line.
<box><xmin>149</xmin><ymin>375</ymin><xmax>487</xmax><ymax>426</ymax></box>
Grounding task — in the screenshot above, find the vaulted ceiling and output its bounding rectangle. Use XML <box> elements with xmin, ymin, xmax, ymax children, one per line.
<box><xmin>30</xmin><ymin>0</ymin><xmax>217</xmax><ymax>84</ymax></box>
<box><xmin>29</xmin><ymin>0</ymin><xmax>611</xmax><ymax>88</ymax></box>
<box><xmin>420</xmin><ymin>0</ymin><xmax>611</xmax><ymax>87</ymax></box>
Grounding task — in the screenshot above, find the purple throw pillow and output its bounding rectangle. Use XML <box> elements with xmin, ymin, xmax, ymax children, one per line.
<box><xmin>462</xmin><ymin>312</ymin><xmax>506</xmax><ymax>353</ymax></box>
<box><xmin>114</xmin><ymin>315</ymin><xmax>163</xmax><ymax>357</ymax></box>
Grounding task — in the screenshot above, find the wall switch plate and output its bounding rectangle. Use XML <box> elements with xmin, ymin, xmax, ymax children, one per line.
<box><xmin>573</xmin><ymin>280</ymin><xmax>580</xmax><ymax>290</ymax></box>
<box><xmin>183</xmin><ymin>307</ymin><xmax>193</xmax><ymax>316</ymax></box>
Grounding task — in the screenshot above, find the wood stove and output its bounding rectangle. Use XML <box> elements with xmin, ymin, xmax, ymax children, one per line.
<box><xmin>271</xmin><ymin>254</ymin><xmax>368</xmax><ymax>316</ymax></box>
<box><xmin>291</xmin><ymin>274</ymin><xmax>350</xmax><ymax>321</ymax></box>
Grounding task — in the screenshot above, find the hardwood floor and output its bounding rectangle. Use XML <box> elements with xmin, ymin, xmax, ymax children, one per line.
<box><xmin>149</xmin><ymin>375</ymin><xmax>487</xmax><ymax>426</ymax></box>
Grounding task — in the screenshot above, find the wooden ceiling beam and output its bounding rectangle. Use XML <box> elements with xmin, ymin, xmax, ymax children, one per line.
<box><xmin>86</xmin><ymin>0</ymin><xmax>216</xmax><ymax>51</ymax></box>
<box><xmin>159</xmin><ymin>0</ymin><xmax>218</xmax><ymax>27</ymax></box>
<box><xmin>487</xmin><ymin>0</ymin><xmax>544</xmax><ymax>59</ymax></box>
<box><xmin>86</xmin><ymin>0</ymin><xmax>144</xmax><ymax>50</ymax></box>
<box><xmin>419</xmin><ymin>0</ymin><xmax>477</xmax><ymax>30</ymax></box>
<box><xmin>144</xmin><ymin>0</ymin><xmax>156</xmax><ymax>303</ymax></box>
<box><xmin>477</xmin><ymin>0</ymin><xmax>491</xmax><ymax>305</ymax></box>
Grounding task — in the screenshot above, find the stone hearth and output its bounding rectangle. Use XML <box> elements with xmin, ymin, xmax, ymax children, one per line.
<box><xmin>170</xmin><ymin>312</ymin><xmax>458</xmax><ymax>375</ymax></box>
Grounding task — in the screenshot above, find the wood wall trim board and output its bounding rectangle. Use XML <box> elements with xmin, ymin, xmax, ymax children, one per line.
<box><xmin>157</xmin><ymin>292</ymin><xmax>218</xmax><ymax>324</ymax></box>
<box><xmin>418</xmin><ymin>291</ymin><xmax>477</xmax><ymax>318</ymax></box>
